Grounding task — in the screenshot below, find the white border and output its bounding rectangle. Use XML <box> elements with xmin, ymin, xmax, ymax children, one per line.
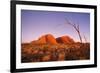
<box><xmin>16</xmin><ymin>4</ymin><xmax>94</xmax><ymax>69</ymax></box>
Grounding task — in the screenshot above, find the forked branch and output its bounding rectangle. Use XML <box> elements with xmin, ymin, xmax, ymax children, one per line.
<box><xmin>65</xmin><ymin>19</ymin><xmax>82</xmax><ymax>43</ymax></box>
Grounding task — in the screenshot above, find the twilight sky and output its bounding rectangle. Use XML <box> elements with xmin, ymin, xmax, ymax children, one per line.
<box><xmin>21</xmin><ymin>10</ymin><xmax>90</xmax><ymax>43</ymax></box>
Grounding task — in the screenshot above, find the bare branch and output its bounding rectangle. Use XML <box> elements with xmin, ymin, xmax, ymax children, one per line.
<box><xmin>77</xmin><ymin>24</ymin><xmax>79</xmax><ymax>30</ymax></box>
<box><xmin>83</xmin><ymin>33</ymin><xmax>87</xmax><ymax>43</ymax></box>
<box><xmin>65</xmin><ymin>18</ymin><xmax>82</xmax><ymax>43</ymax></box>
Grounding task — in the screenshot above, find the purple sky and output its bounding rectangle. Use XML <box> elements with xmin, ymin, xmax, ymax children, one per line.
<box><xmin>21</xmin><ymin>10</ymin><xmax>90</xmax><ymax>43</ymax></box>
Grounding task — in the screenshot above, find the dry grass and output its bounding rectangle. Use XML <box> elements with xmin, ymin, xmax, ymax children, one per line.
<box><xmin>21</xmin><ymin>43</ymin><xmax>90</xmax><ymax>63</ymax></box>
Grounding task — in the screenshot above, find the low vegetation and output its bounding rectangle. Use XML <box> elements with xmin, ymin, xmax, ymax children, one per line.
<box><xmin>21</xmin><ymin>43</ymin><xmax>90</xmax><ymax>63</ymax></box>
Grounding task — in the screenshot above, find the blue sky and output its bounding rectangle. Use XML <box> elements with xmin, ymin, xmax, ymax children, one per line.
<box><xmin>21</xmin><ymin>10</ymin><xmax>90</xmax><ymax>43</ymax></box>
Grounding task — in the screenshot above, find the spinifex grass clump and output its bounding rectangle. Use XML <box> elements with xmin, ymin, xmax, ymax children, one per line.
<box><xmin>21</xmin><ymin>43</ymin><xmax>90</xmax><ymax>63</ymax></box>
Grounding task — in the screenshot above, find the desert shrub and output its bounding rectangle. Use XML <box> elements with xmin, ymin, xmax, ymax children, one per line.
<box><xmin>21</xmin><ymin>43</ymin><xmax>90</xmax><ymax>63</ymax></box>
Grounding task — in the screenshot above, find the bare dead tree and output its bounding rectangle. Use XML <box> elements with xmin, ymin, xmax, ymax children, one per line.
<box><xmin>83</xmin><ymin>34</ymin><xmax>87</xmax><ymax>43</ymax></box>
<box><xmin>65</xmin><ymin>19</ymin><xmax>82</xmax><ymax>43</ymax></box>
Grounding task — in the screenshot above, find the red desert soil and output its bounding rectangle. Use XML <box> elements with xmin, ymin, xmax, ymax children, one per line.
<box><xmin>21</xmin><ymin>34</ymin><xmax>90</xmax><ymax>63</ymax></box>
